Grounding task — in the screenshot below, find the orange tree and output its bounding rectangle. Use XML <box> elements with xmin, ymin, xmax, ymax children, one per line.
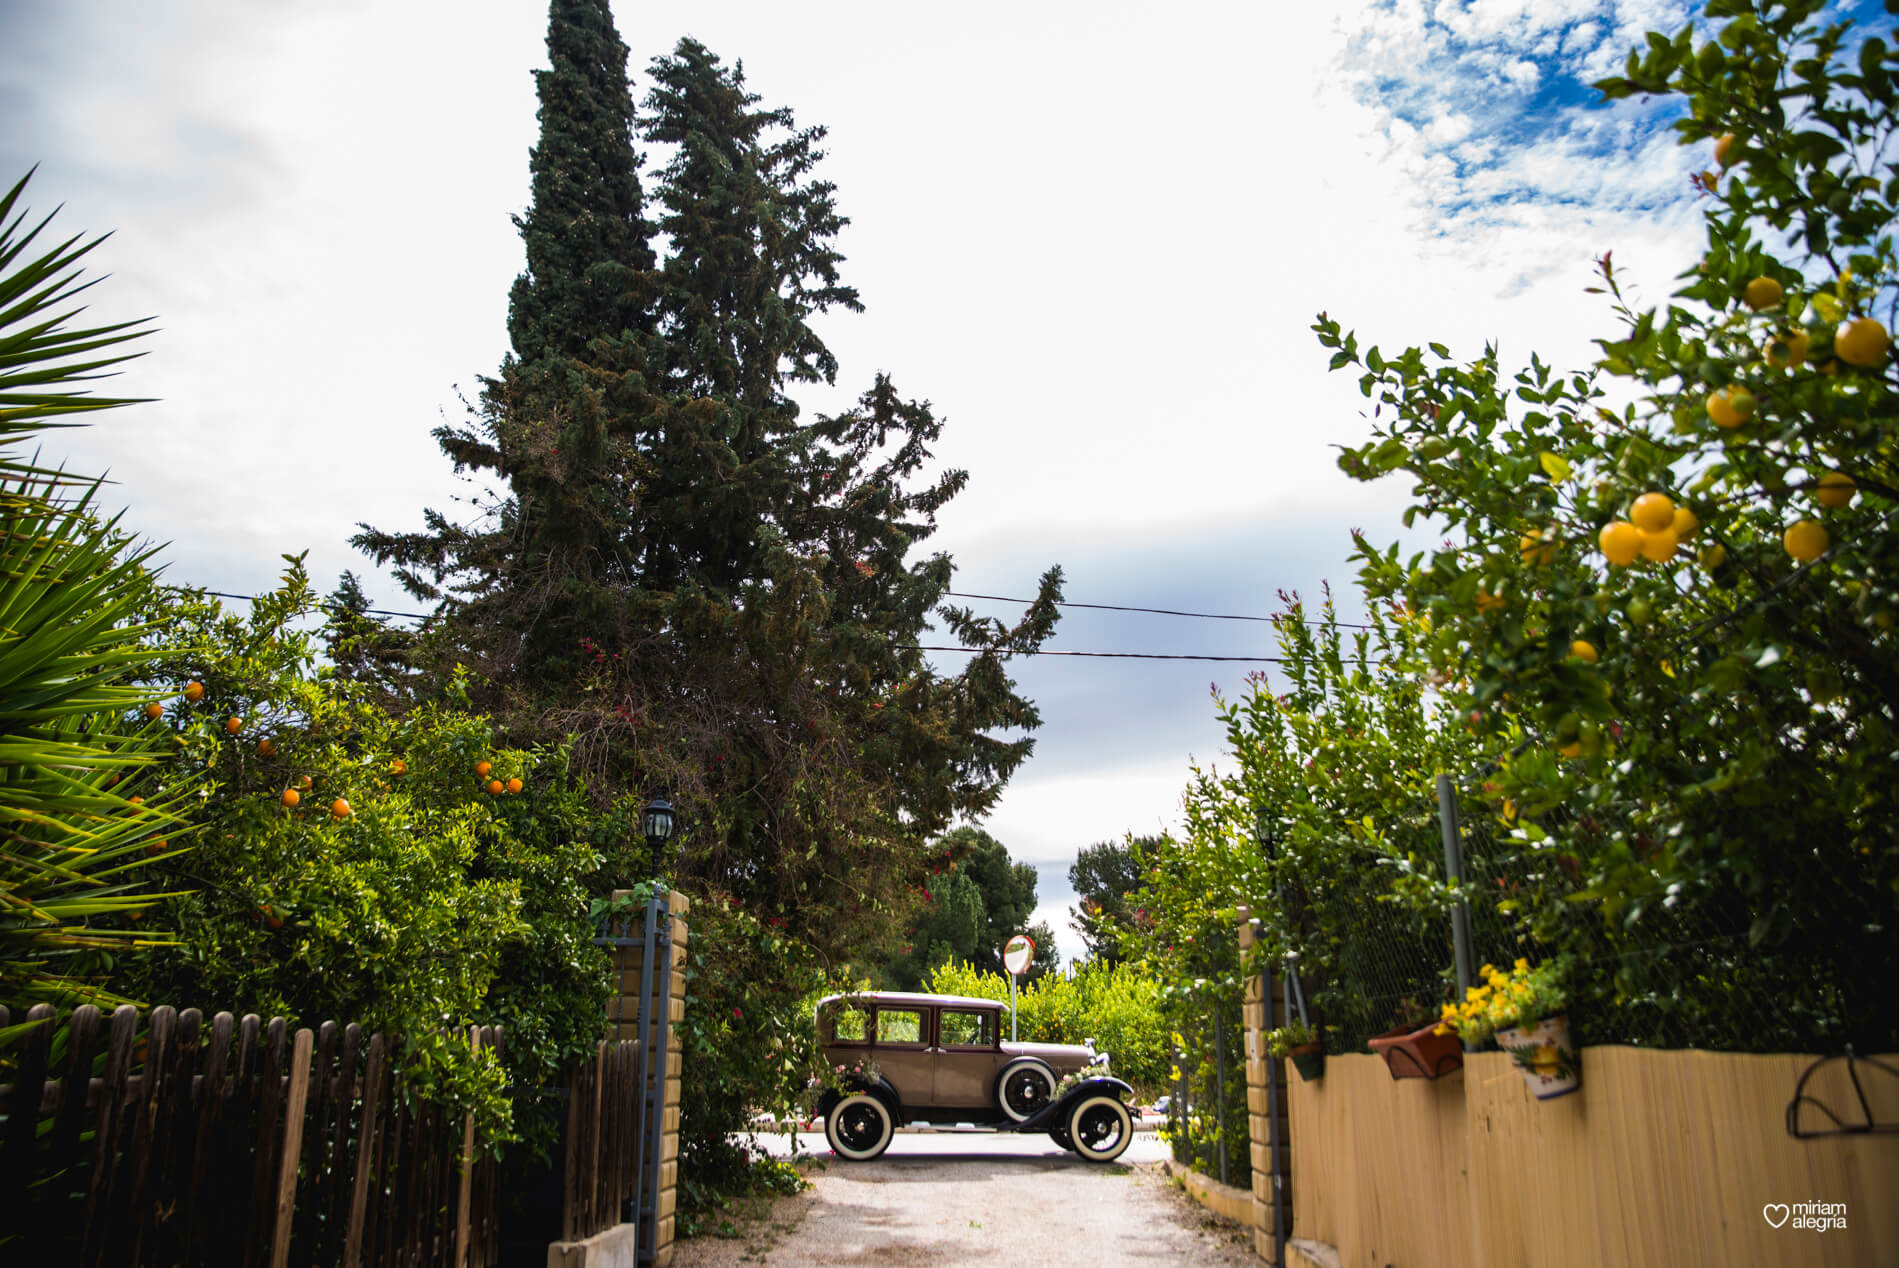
<box><xmin>1314</xmin><ymin>0</ymin><xmax>1897</xmax><ymax>1050</ymax></box>
<box><xmin>122</xmin><ymin>561</ymin><xmax>624</xmax><ymax>1144</ymax></box>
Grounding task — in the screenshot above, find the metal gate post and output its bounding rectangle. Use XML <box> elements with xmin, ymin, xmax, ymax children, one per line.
<box><xmin>1263</xmin><ymin>957</ymin><xmax>1287</xmax><ymax>1268</ymax></box>
<box><xmin>1214</xmin><ymin>1010</ymin><xmax>1229</xmax><ymax>1186</ymax></box>
<box><xmin>1437</xmin><ymin>773</ymin><xmax>1475</xmax><ymax>1047</ymax></box>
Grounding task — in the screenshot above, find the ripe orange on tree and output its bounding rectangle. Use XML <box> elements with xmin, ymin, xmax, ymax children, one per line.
<box><xmin>1671</xmin><ymin>506</ymin><xmax>1699</xmax><ymax>538</ymax></box>
<box><xmin>1519</xmin><ymin>529</ymin><xmax>1556</xmax><ymax>566</ymax></box>
<box><xmin>1743</xmin><ymin>276</ymin><xmax>1784</xmax><ymax>310</ymax></box>
<box><xmin>1599</xmin><ymin>521</ymin><xmax>1642</xmax><ymax>566</ymax></box>
<box><xmin>257</xmin><ymin>738</ymin><xmax>276</xmax><ymax>757</ymax></box>
<box><xmin>1763</xmin><ymin>329</ymin><xmax>1809</xmax><ymax>368</ymax></box>
<box><xmin>506</xmin><ymin>777</ymin><xmax>523</xmax><ymax>794</ymax></box>
<box><xmin>144</xmin><ymin>702</ymin><xmax>164</xmax><ymax>720</ymax></box>
<box><xmin>389</xmin><ymin>757</ymin><xmax>407</xmax><ymax>776</ymax></box>
<box><xmin>1639</xmin><ymin>528</ymin><xmax>1679</xmax><ymax>563</ymax></box>
<box><xmin>1707</xmin><ymin>386</ymin><xmax>1755</xmax><ymax>428</ymax></box>
<box><xmin>1836</xmin><ymin>318</ymin><xmax>1889</xmax><ymax>367</ymax></box>
<box><xmin>282</xmin><ymin>788</ymin><xmax>300</xmax><ymax>808</ymax></box>
<box><xmin>225</xmin><ymin>716</ymin><xmax>243</xmax><ymax>735</ymax></box>
<box><xmin>1630</xmin><ymin>492</ymin><xmax>1675</xmax><ymax>533</ymax></box>
<box><xmin>183</xmin><ymin>680</ymin><xmax>205</xmax><ymax>703</ymax></box>
<box><xmin>475</xmin><ymin>760</ymin><xmax>493</xmax><ymax>778</ymax></box>
<box><xmin>1817</xmin><ymin>472</ymin><xmax>1856</xmax><ymax>509</ymax></box>
<box><xmin>487</xmin><ymin>779</ymin><xmax>504</xmax><ymax>796</ymax></box>
<box><xmin>1785</xmin><ymin>520</ymin><xmax>1829</xmax><ymax>562</ymax></box>
<box><xmin>1570</xmin><ymin>640</ymin><xmax>1599</xmax><ymax>664</ymax></box>
<box><xmin>330</xmin><ymin>798</ymin><xmax>351</xmax><ymax>820</ymax></box>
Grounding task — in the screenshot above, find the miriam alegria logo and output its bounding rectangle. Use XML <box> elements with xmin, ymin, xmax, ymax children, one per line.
<box><xmin>1763</xmin><ymin>1201</ymin><xmax>1848</xmax><ymax>1232</ymax></box>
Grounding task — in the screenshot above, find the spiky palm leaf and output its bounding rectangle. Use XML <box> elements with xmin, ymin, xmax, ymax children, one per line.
<box><xmin>0</xmin><ymin>168</ymin><xmax>186</xmax><ymax>1023</ymax></box>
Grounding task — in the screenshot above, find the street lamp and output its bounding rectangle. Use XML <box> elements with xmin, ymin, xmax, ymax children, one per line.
<box><xmin>642</xmin><ymin>795</ymin><xmax>676</xmax><ymax>876</ymax></box>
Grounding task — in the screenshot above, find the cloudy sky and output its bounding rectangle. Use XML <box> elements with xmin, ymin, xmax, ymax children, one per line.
<box><xmin>10</xmin><ymin>0</ymin><xmax>1871</xmax><ymax>962</ymax></box>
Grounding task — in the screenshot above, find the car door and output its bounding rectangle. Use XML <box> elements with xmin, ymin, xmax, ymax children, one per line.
<box><xmin>932</xmin><ymin>1006</ymin><xmax>1004</xmax><ymax>1109</ymax></box>
<box><xmin>871</xmin><ymin>1004</ymin><xmax>933</xmax><ymax>1107</ymax></box>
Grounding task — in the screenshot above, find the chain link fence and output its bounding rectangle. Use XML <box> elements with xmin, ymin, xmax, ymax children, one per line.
<box><xmin>1164</xmin><ymin>992</ymin><xmax>1250</xmax><ymax>1190</ymax></box>
<box><xmin>1300</xmin><ymin>772</ymin><xmax>1894</xmax><ymax>1057</ymax></box>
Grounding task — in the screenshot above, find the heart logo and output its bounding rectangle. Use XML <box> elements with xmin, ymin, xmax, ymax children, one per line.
<box><xmin>1763</xmin><ymin>1204</ymin><xmax>1791</xmax><ymax>1228</ymax></box>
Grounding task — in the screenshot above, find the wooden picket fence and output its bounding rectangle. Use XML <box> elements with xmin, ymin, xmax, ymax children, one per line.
<box><xmin>0</xmin><ymin>1002</ymin><xmax>504</xmax><ymax>1266</ymax></box>
<box><xmin>561</xmin><ymin>1037</ymin><xmax>647</xmax><ymax>1244</ymax></box>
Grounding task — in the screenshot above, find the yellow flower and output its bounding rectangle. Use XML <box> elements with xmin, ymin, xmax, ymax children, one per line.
<box><xmin>1514</xmin><ymin>958</ymin><xmax>1530</xmax><ymax>973</ymax></box>
<box><xmin>1479</xmin><ymin>963</ymin><xmax>1497</xmax><ymax>978</ymax></box>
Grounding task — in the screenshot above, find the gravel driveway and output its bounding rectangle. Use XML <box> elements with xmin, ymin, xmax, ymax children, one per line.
<box><xmin>670</xmin><ymin>1133</ymin><xmax>1258</xmax><ymax>1266</ymax></box>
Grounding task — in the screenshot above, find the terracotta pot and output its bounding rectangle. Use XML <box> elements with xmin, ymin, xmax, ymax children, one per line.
<box><xmin>1289</xmin><ymin>1043</ymin><xmax>1325</xmax><ymax>1082</ymax></box>
<box><xmin>1495</xmin><ymin>1013</ymin><xmax>1581</xmax><ymax>1100</ymax></box>
<box><xmin>1367</xmin><ymin>1020</ymin><xmax>1464</xmax><ymax>1080</ymax></box>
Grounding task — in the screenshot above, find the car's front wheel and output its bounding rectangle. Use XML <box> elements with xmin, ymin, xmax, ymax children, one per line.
<box><xmin>1065</xmin><ymin>1093</ymin><xmax>1132</xmax><ymax>1163</ymax></box>
<box><xmin>824</xmin><ymin>1092</ymin><xmax>894</xmax><ymax>1161</ymax></box>
<box><xmin>997</xmin><ymin>1060</ymin><xmax>1056</xmax><ymax>1122</ymax></box>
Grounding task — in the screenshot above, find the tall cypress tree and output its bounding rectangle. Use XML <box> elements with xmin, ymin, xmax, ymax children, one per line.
<box><xmin>355</xmin><ymin>0</ymin><xmax>662</xmax><ymax>675</ymax></box>
<box><xmin>357</xmin><ymin>14</ymin><xmax>1064</xmax><ymax>961</ymax></box>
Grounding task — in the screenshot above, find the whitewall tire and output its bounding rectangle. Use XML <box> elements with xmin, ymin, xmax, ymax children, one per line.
<box><xmin>997</xmin><ymin>1061</ymin><xmax>1056</xmax><ymax>1122</ymax></box>
<box><xmin>824</xmin><ymin>1092</ymin><xmax>894</xmax><ymax>1161</ymax></box>
<box><xmin>1065</xmin><ymin>1094</ymin><xmax>1132</xmax><ymax>1163</ymax></box>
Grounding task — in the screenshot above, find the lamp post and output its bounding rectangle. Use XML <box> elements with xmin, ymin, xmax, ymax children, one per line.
<box><xmin>641</xmin><ymin>795</ymin><xmax>676</xmax><ymax>878</ymax></box>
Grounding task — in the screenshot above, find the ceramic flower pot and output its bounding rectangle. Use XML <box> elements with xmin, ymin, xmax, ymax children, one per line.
<box><xmin>1367</xmin><ymin>1021</ymin><xmax>1464</xmax><ymax>1080</ymax></box>
<box><xmin>1289</xmin><ymin>1043</ymin><xmax>1325</xmax><ymax>1082</ymax></box>
<box><xmin>1495</xmin><ymin>1013</ymin><xmax>1580</xmax><ymax>1099</ymax></box>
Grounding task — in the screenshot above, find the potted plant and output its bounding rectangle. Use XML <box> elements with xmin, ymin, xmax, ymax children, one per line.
<box><xmin>1264</xmin><ymin>1019</ymin><xmax>1326</xmax><ymax>1081</ymax></box>
<box><xmin>1368</xmin><ymin>997</ymin><xmax>1465</xmax><ymax>1080</ymax></box>
<box><xmin>1437</xmin><ymin>956</ymin><xmax>1580</xmax><ymax>1100</ymax></box>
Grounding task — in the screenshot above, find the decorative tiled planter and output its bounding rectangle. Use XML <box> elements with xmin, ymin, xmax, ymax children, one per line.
<box><xmin>1496</xmin><ymin>1013</ymin><xmax>1581</xmax><ymax>1099</ymax></box>
<box><xmin>1367</xmin><ymin>1021</ymin><xmax>1465</xmax><ymax>1080</ymax></box>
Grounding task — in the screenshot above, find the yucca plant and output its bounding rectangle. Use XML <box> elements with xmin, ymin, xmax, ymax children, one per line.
<box><xmin>1</xmin><ymin>168</ymin><xmax>190</xmax><ymax>1039</ymax></box>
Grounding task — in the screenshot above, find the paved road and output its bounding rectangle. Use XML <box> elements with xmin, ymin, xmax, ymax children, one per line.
<box><xmin>671</xmin><ymin>1131</ymin><xmax>1258</xmax><ymax>1267</ymax></box>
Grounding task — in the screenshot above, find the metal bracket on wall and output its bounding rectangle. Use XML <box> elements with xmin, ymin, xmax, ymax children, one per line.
<box><xmin>1786</xmin><ymin>1047</ymin><xmax>1899</xmax><ymax>1139</ymax></box>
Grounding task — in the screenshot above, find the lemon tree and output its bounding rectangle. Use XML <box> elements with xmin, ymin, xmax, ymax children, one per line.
<box><xmin>1314</xmin><ymin>0</ymin><xmax>1897</xmax><ymax>1049</ymax></box>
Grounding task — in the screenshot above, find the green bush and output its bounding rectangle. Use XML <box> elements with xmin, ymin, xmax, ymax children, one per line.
<box><xmin>673</xmin><ymin>893</ymin><xmax>828</xmax><ymax>1230</ymax></box>
<box><xmin>925</xmin><ymin>959</ymin><xmax>1168</xmax><ymax>1095</ymax></box>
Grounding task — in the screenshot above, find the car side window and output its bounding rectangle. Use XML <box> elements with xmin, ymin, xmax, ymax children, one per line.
<box><xmin>825</xmin><ymin>1004</ymin><xmax>871</xmax><ymax>1044</ymax></box>
<box><xmin>939</xmin><ymin>1009</ymin><xmax>995</xmax><ymax>1047</ymax></box>
<box><xmin>875</xmin><ymin>1008</ymin><xmax>924</xmax><ymax>1046</ymax></box>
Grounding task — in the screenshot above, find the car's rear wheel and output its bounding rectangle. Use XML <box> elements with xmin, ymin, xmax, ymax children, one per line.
<box><xmin>997</xmin><ymin>1060</ymin><xmax>1057</xmax><ymax>1122</ymax></box>
<box><xmin>825</xmin><ymin>1092</ymin><xmax>894</xmax><ymax>1161</ymax></box>
<box><xmin>1065</xmin><ymin>1093</ymin><xmax>1132</xmax><ymax>1163</ymax></box>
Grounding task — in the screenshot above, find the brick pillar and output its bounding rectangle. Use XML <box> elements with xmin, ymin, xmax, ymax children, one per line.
<box><xmin>603</xmin><ymin>889</ymin><xmax>690</xmax><ymax>1267</ymax></box>
<box><xmin>1238</xmin><ymin>907</ymin><xmax>1290</xmax><ymax>1263</ymax></box>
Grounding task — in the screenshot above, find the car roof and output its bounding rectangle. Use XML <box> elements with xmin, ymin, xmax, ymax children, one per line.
<box><xmin>816</xmin><ymin>991</ymin><xmax>1004</xmax><ymax>1012</ymax></box>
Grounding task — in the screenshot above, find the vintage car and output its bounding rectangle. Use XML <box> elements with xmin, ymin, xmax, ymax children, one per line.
<box><xmin>811</xmin><ymin>991</ymin><xmax>1136</xmax><ymax>1163</ymax></box>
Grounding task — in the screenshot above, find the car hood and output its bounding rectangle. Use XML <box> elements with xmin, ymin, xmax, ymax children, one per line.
<box><xmin>1001</xmin><ymin>1040</ymin><xmax>1100</xmax><ymax>1071</ymax></box>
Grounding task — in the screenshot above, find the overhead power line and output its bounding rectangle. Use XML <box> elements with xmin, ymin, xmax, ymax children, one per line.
<box><xmin>945</xmin><ymin>590</ymin><xmax>1373</xmax><ymax>629</ymax></box>
<box><xmin>904</xmin><ymin>645</ymin><xmax>1285</xmax><ymax>663</ymax></box>
<box><xmin>178</xmin><ymin>587</ymin><xmax>1369</xmax><ymax>659</ymax></box>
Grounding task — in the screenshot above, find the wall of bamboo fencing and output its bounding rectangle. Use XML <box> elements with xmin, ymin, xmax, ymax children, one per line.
<box><xmin>1282</xmin><ymin>1047</ymin><xmax>1898</xmax><ymax>1268</ymax></box>
<box><xmin>0</xmin><ymin>1002</ymin><xmax>501</xmax><ymax>1267</ymax></box>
